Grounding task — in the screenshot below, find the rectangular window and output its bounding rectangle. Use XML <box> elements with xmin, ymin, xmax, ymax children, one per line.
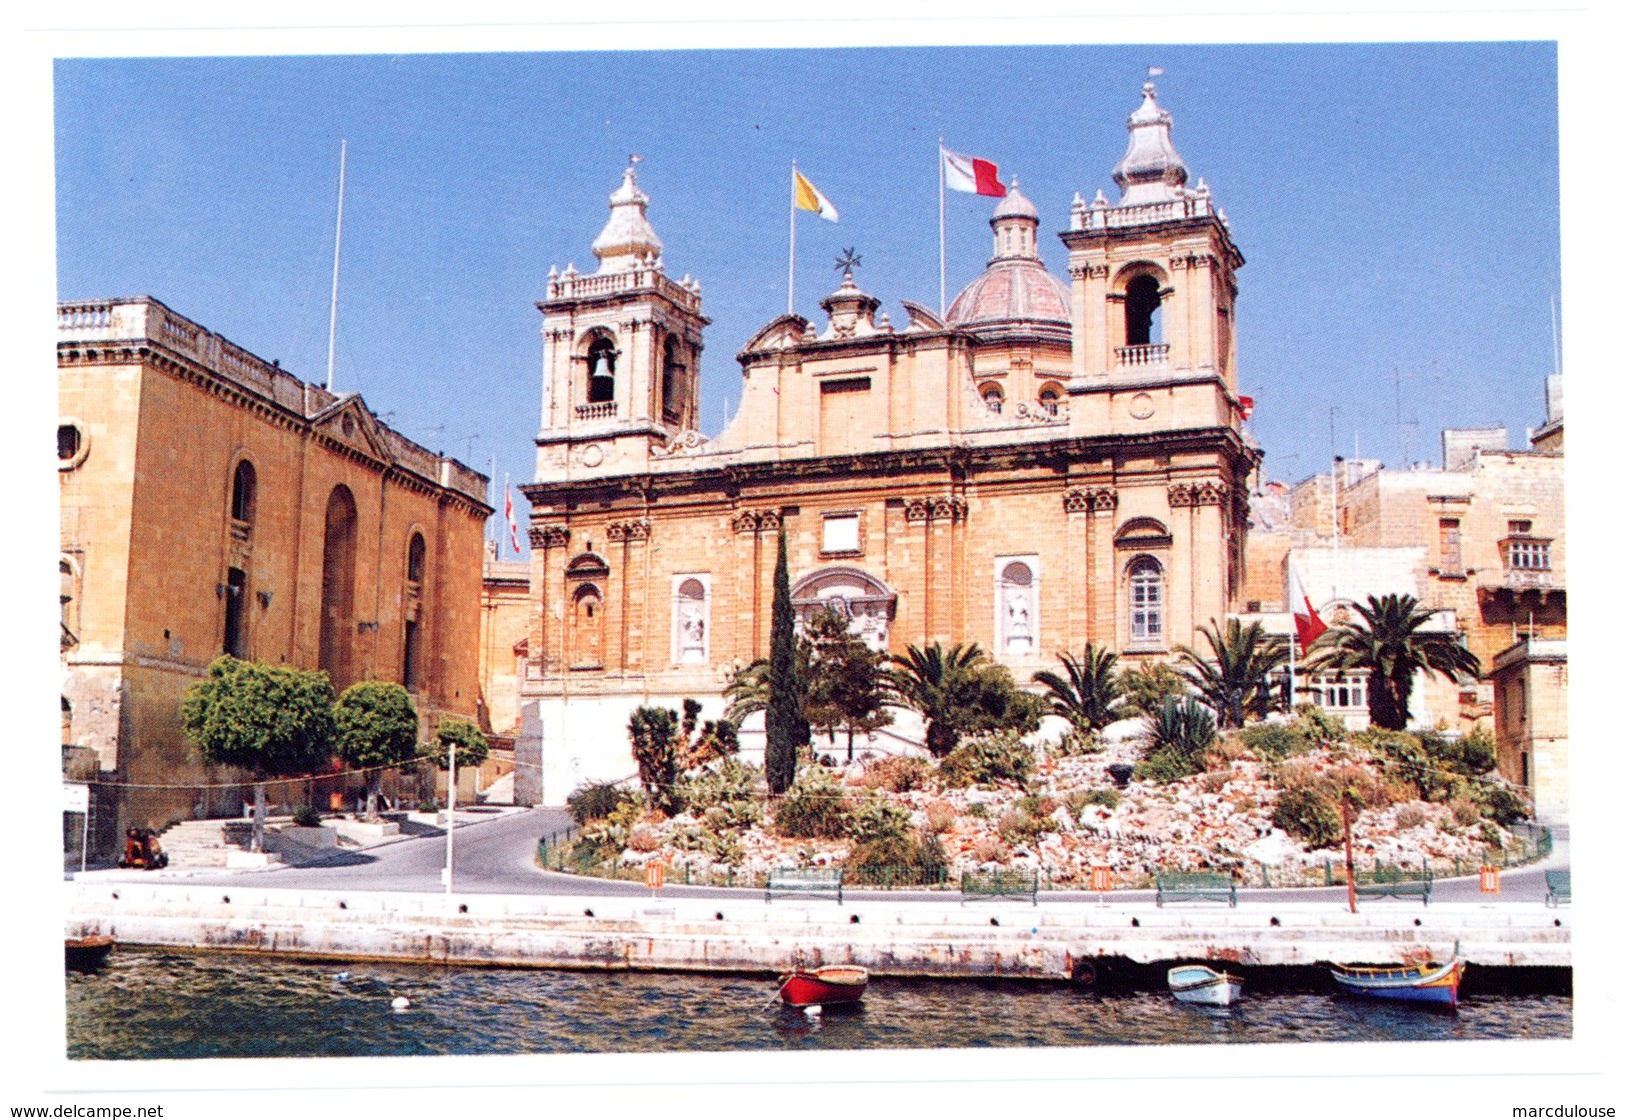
<box><xmin>1508</xmin><ymin>519</ymin><xmax>1533</xmax><ymax>535</ymax></box>
<box><xmin>1130</xmin><ymin>578</ymin><xmax>1162</xmax><ymax>642</ymax></box>
<box><xmin>223</xmin><ymin>567</ymin><xmax>247</xmax><ymax>659</ymax></box>
<box><xmin>821</xmin><ymin>513</ymin><xmax>860</xmax><ymax>555</ymax></box>
<box><xmin>1506</xmin><ymin>539</ymin><xmax>1551</xmax><ymax>570</ymax></box>
<box><xmin>1439</xmin><ymin>518</ymin><xmax>1462</xmax><ymax>572</ymax></box>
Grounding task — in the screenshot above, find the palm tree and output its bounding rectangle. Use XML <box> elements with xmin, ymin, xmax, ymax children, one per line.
<box><xmin>1175</xmin><ymin>618</ymin><xmax>1288</xmax><ymax>729</ymax></box>
<box><xmin>1302</xmin><ymin>593</ymin><xmax>1481</xmax><ymax>731</ymax></box>
<box><xmin>1032</xmin><ymin>643</ymin><xmax>1121</xmax><ymax>733</ymax></box>
<box><xmin>881</xmin><ymin>642</ymin><xmax>993</xmax><ymax>758</ymax></box>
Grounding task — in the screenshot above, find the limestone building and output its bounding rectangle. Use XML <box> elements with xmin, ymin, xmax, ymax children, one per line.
<box><xmin>516</xmin><ymin>82</ymin><xmax>1259</xmax><ymax>804</ymax></box>
<box><xmin>59</xmin><ymin>297</ymin><xmax>491</xmax><ymax>852</ymax></box>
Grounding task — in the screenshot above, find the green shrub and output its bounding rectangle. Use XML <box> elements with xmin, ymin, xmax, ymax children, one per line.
<box><xmin>997</xmin><ymin>808</ymin><xmax>1047</xmax><ymax>848</ymax></box>
<box><xmin>1291</xmin><ymin>704</ymin><xmax>1347</xmax><ymax>747</ymax></box>
<box><xmin>863</xmin><ymin>755</ymin><xmax>930</xmax><ymax>793</ymax></box>
<box><xmin>965</xmin><ymin>802</ymin><xmax>991</xmax><ymax>819</ymax></box>
<box><xmin>292</xmin><ymin>804</ymin><xmax>323</xmax><ymax>827</ymax></box>
<box><xmin>1133</xmin><ymin>748</ymin><xmax>1203</xmax><ymax>784</ymax></box>
<box><xmin>847</xmin><ymin>796</ymin><xmax>913</xmax><ymax>843</ymax></box>
<box><xmin>1055</xmin><ymin>728</ymin><xmax>1105</xmax><ymax>756</ymax></box>
<box><xmin>679</xmin><ymin>759</ymin><xmax>764</xmax><ymax>828</ymax></box>
<box><xmin>1478</xmin><ymin>820</ymin><xmax>1504</xmax><ymax>850</ymax></box>
<box><xmin>1475</xmin><ymin>784</ymin><xmax>1530</xmax><ymax>827</ymax></box>
<box><xmin>1458</xmin><ymin>725</ymin><xmax>1499</xmax><ymax>776</ymax></box>
<box><xmin>772</xmin><ymin>768</ymin><xmax>851</xmax><ymax>839</ymax></box>
<box><xmin>1271</xmin><ymin>786</ymin><xmax>1343</xmax><ymax>850</ymax></box>
<box><xmin>1066</xmin><ymin>788</ymin><xmax>1120</xmax><ymax>814</ymax></box>
<box><xmin>846</xmin><ymin>830</ymin><xmax>948</xmax><ymax>886</ymax></box>
<box><xmin>1139</xmin><ymin>696</ymin><xmax>1216</xmax><ymax>773</ymax></box>
<box><xmin>567</xmin><ymin>779</ymin><xmax>637</xmax><ymax>825</ymax></box>
<box><xmin>938</xmin><ymin>731</ymin><xmax>1035</xmax><ymax>789</ymax></box>
<box><xmin>1239</xmin><ymin>722</ymin><xmax>1310</xmax><ymax>760</ymax></box>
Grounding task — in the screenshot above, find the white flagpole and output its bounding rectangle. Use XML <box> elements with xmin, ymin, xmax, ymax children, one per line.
<box><xmin>488</xmin><ymin>454</ymin><xmax>497</xmax><ymax>558</ymax></box>
<box><xmin>788</xmin><ymin>163</ymin><xmax>798</xmax><ymax>316</ymax></box>
<box><xmin>326</xmin><ymin>139</ymin><xmax>347</xmax><ymax>393</ymax></box>
<box><xmin>938</xmin><ymin>140</ymin><xmax>947</xmax><ymax>318</ymax></box>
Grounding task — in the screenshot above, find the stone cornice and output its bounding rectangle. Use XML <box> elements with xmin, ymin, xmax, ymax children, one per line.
<box><xmin>60</xmin><ymin>339</ymin><xmax>491</xmax><ymax>520</ymax></box>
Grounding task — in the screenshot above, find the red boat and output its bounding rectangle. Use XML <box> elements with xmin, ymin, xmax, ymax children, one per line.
<box><xmin>65</xmin><ymin>934</ymin><xmax>114</xmax><ymax>971</ymax></box>
<box><xmin>778</xmin><ymin>965</ymin><xmax>869</xmax><ymax>1008</ymax></box>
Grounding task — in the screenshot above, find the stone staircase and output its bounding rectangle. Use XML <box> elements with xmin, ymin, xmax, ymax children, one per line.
<box><xmin>157</xmin><ymin>818</ymin><xmax>255</xmax><ymax>867</ymax></box>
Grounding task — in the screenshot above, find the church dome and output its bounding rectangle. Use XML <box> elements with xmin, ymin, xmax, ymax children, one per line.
<box><xmin>946</xmin><ymin>261</ymin><xmax>1070</xmax><ymax>327</ymax></box>
<box><xmin>946</xmin><ymin>183</ymin><xmax>1069</xmax><ymax>328</ymax></box>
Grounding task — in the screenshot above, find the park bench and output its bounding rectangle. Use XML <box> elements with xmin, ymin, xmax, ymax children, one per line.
<box><xmin>1154</xmin><ymin>871</ymin><xmax>1237</xmax><ymax>907</ymax></box>
<box><xmin>1352</xmin><ymin>866</ymin><xmax>1433</xmax><ymax>905</ymax></box>
<box><xmin>1545</xmin><ymin>870</ymin><xmax>1571</xmax><ymax>907</ymax></box>
<box><xmin>961</xmin><ymin>868</ymin><xmax>1040</xmax><ymax>905</ymax></box>
<box><xmin>766</xmin><ymin>867</ymin><xmax>843</xmax><ymax>904</ymax></box>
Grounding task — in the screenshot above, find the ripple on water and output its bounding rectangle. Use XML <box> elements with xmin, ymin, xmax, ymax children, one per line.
<box><xmin>65</xmin><ymin>950</ymin><xmax>1570</xmax><ymax>1060</ymax></box>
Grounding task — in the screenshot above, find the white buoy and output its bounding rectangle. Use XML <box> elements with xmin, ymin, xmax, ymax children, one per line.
<box><xmin>334</xmin><ymin>972</ymin><xmax>350</xmax><ymax>982</ymax></box>
<box><xmin>391</xmin><ymin>996</ymin><xmax>410</xmax><ymax>1011</ymax></box>
<box><xmin>803</xmin><ymin>1004</ymin><xmax>822</xmax><ymax>1017</ymax></box>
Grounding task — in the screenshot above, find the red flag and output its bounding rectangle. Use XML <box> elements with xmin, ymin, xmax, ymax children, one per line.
<box><xmin>1288</xmin><ymin>560</ymin><xmax>1327</xmax><ymax>647</ymax></box>
<box><xmin>1238</xmin><ymin>395</ymin><xmax>1255</xmax><ymax>421</ymax></box>
<box><xmin>943</xmin><ymin>147</ymin><xmax>1006</xmax><ymax>197</ymax></box>
<box><xmin>505</xmin><ymin>482</ymin><xmax>521</xmax><ymax>554</ymax></box>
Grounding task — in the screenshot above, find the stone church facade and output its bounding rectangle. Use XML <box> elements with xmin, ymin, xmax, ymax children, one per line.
<box><xmin>517</xmin><ymin>82</ymin><xmax>1260</xmax><ymax>804</ymax></box>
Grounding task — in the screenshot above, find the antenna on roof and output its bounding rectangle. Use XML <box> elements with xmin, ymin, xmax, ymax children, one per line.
<box><xmin>326</xmin><ymin>139</ymin><xmax>348</xmax><ymax>393</ymax></box>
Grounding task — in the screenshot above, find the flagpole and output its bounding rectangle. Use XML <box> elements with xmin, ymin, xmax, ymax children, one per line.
<box><xmin>783</xmin><ymin>160</ymin><xmax>789</xmax><ymax>315</ymax></box>
<box><xmin>326</xmin><ymin>138</ymin><xmax>347</xmax><ymax>393</ymax></box>
<box><xmin>938</xmin><ymin>139</ymin><xmax>947</xmax><ymax>318</ymax></box>
<box><xmin>489</xmin><ymin>453</ymin><xmax>498</xmax><ymax>558</ymax></box>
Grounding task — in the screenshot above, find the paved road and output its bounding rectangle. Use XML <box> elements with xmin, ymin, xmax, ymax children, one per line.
<box><xmin>102</xmin><ymin>809</ymin><xmax>1568</xmax><ymax>909</ymax></box>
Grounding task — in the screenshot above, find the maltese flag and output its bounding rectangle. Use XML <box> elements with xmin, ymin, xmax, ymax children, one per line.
<box><xmin>504</xmin><ymin>481</ymin><xmax>521</xmax><ymax>554</ymax></box>
<box><xmin>942</xmin><ymin>147</ymin><xmax>1007</xmax><ymax>197</ymax></box>
<box><xmin>1288</xmin><ymin>559</ymin><xmax>1327</xmax><ymax>647</ymax></box>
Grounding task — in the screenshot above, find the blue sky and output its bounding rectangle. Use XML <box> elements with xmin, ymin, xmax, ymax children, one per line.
<box><xmin>55</xmin><ymin>42</ymin><xmax>1560</xmax><ymax>545</ymax></box>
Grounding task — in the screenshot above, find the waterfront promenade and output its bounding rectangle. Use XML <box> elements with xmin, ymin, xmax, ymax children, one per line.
<box><xmin>67</xmin><ymin>808</ymin><xmax>1571</xmax><ymax>981</ymax></box>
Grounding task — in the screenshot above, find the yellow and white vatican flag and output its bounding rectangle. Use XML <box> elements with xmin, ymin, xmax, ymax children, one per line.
<box><xmin>793</xmin><ymin>169</ymin><xmax>839</xmax><ymax>222</ymax></box>
<box><xmin>789</xmin><ymin>164</ymin><xmax>839</xmax><ymax>314</ymax></box>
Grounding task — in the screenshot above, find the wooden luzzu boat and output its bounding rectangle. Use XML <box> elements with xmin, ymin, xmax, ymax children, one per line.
<box><xmin>777</xmin><ymin>965</ymin><xmax>869</xmax><ymax>1008</ymax></box>
<box><xmin>1167</xmin><ymin>964</ymin><xmax>1243</xmax><ymax>1006</ymax></box>
<box><xmin>1329</xmin><ymin>954</ymin><xmax>1464</xmax><ymax>1008</ymax></box>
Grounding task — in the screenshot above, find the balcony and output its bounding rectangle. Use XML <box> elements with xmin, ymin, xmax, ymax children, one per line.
<box><xmin>1115</xmin><ymin>343</ymin><xmax>1169</xmax><ymax>370</ymax></box>
<box><xmin>574</xmin><ymin>401</ymin><xmax>616</xmax><ymax>421</ymax></box>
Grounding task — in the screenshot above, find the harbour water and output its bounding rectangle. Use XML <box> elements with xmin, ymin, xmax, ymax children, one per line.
<box><xmin>66</xmin><ymin>948</ymin><xmax>1570</xmax><ymax>1060</ymax></box>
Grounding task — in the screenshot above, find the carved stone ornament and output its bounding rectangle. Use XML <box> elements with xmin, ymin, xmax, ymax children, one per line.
<box><xmin>1167</xmin><ymin>483</ymin><xmax>1198</xmax><ymax>508</ymax></box>
<box><xmin>530</xmin><ymin>525</ymin><xmax>571</xmax><ymax>550</ymax></box>
<box><xmin>903</xmin><ymin>499</ymin><xmax>931</xmax><ymax>523</ymax></box>
<box><xmin>1168</xmin><ymin>481</ymin><xmax>1229</xmax><ymax>508</ymax></box>
<box><xmin>1064</xmin><ymin>486</ymin><xmax>1118</xmax><ymax>514</ymax></box>
<box><xmin>1128</xmin><ymin>393</ymin><xmax>1155</xmax><ymax>420</ymax></box>
<box><xmin>606</xmin><ymin>518</ymin><xmax>651</xmax><ymax>542</ymax></box>
<box><xmin>650</xmin><ymin>429</ymin><xmax>710</xmax><ymax>457</ymax></box>
<box><xmin>1013</xmin><ymin>400</ymin><xmax>1065</xmax><ymax>422</ymax></box>
<box><xmin>906</xmin><ymin>495</ymin><xmax>968</xmax><ymax>523</ymax></box>
<box><xmin>1068</xmin><ymin>262</ymin><xmax>1110</xmax><ymax>281</ymax></box>
<box><xmin>732</xmin><ymin>508</ymin><xmax>782</xmax><ymax>534</ymax></box>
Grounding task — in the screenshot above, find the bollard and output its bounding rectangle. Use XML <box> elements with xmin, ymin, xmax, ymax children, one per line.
<box><xmin>1089</xmin><ymin>865</ymin><xmax>1112</xmax><ymax>892</ymax></box>
<box><xmin>1479</xmin><ymin>865</ymin><xmax>1501</xmax><ymax>893</ymax></box>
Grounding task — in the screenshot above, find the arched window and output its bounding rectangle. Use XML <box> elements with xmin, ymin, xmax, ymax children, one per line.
<box><xmin>222</xmin><ymin>566</ymin><xmax>247</xmax><ymax>658</ymax></box>
<box><xmin>982</xmin><ymin>384</ymin><xmax>1004</xmax><ymax>414</ymax></box>
<box><xmin>231</xmin><ymin>459</ymin><xmax>257</xmax><ymax>524</ymax></box>
<box><xmin>661</xmin><ymin>336</ymin><xmax>684</xmax><ymax>424</ymax></box>
<box><xmin>1125</xmin><ymin>274</ymin><xmax>1163</xmax><ymax>346</ymax></box>
<box><xmin>673</xmin><ymin>576</ymin><xmax>708</xmax><ymax>664</ymax></box>
<box><xmin>996</xmin><ymin>559</ymin><xmax>1037</xmax><ymax>655</ymax></box>
<box><xmin>403</xmin><ymin>532</ymin><xmax>427</xmax><ymax>691</ymax></box>
<box><xmin>319</xmin><ymin>485</ymin><xmax>358</xmax><ymax>686</ymax></box>
<box><xmin>571</xmin><ymin>584</ymin><xmax>605</xmax><ymax>668</ymax></box>
<box><xmin>1038</xmin><ymin>383</ymin><xmax>1062</xmax><ymax>417</ymax></box>
<box><xmin>1127</xmin><ymin>556</ymin><xmax>1164</xmax><ymax>646</ymax></box>
<box><xmin>586</xmin><ymin>336</ymin><xmax>618</xmax><ymax>404</ymax></box>
<box><xmin>60</xmin><ymin>558</ymin><xmax>79</xmax><ymax>649</ymax></box>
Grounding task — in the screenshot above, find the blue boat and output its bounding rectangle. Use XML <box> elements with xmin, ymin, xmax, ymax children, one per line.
<box><xmin>1329</xmin><ymin>955</ymin><xmax>1463</xmax><ymax>1008</ymax></box>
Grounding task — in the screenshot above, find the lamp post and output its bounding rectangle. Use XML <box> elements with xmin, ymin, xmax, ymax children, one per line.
<box><xmin>442</xmin><ymin>734</ymin><xmax>456</xmax><ymax>897</ymax></box>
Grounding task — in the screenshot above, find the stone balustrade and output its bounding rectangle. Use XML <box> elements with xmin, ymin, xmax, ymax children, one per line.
<box><xmin>575</xmin><ymin>401</ymin><xmax>616</xmax><ymax>421</ymax></box>
<box><xmin>1115</xmin><ymin>343</ymin><xmax>1170</xmax><ymax>369</ymax></box>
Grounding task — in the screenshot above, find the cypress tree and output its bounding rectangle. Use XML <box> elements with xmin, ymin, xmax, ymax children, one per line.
<box><xmin>764</xmin><ymin>527</ymin><xmax>803</xmax><ymax>794</ymax></box>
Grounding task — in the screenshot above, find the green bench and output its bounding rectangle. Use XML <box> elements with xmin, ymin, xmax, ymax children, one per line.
<box><xmin>766</xmin><ymin>867</ymin><xmax>843</xmax><ymax>904</ymax></box>
<box><xmin>961</xmin><ymin>869</ymin><xmax>1039</xmax><ymax>905</ymax></box>
<box><xmin>1545</xmin><ymin>870</ymin><xmax>1570</xmax><ymax>907</ymax></box>
<box><xmin>1352</xmin><ymin>866</ymin><xmax>1433</xmax><ymax>905</ymax></box>
<box><xmin>1154</xmin><ymin>871</ymin><xmax>1236</xmax><ymax>907</ymax></box>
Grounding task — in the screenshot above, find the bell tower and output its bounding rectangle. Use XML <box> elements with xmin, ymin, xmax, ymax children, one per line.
<box><xmin>536</xmin><ymin>161</ymin><xmax>709</xmax><ymax>479</ymax></box>
<box><xmin>1061</xmin><ymin>81</ymin><xmax>1244</xmax><ymax>398</ymax></box>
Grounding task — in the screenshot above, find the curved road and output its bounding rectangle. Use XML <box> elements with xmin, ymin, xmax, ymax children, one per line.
<box><xmin>122</xmin><ymin>808</ymin><xmax>1568</xmax><ymax>908</ymax></box>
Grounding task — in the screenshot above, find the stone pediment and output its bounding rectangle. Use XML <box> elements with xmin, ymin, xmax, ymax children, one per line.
<box><xmin>899</xmin><ymin>300</ymin><xmax>946</xmax><ymax>332</ymax></box>
<box><xmin>310</xmin><ymin>395</ymin><xmax>394</xmax><ymax>465</ymax></box>
<box><xmin>742</xmin><ymin>314</ymin><xmax>813</xmax><ymax>352</ymax></box>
